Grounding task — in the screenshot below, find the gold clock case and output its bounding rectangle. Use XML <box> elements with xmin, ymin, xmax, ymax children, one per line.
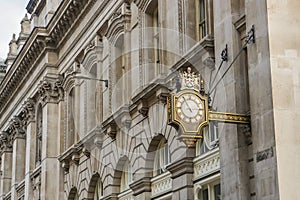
<box><xmin>167</xmin><ymin>90</ymin><xmax>209</xmax><ymax>135</ymax></box>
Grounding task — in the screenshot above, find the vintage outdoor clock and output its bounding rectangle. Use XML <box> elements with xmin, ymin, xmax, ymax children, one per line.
<box><xmin>167</xmin><ymin>67</ymin><xmax>250</xmax><ymax>146</ymax></box>
<box><xmin>168</xmin><ymin>90</ymin><xmax>208</xmax><ymax>138</ymax></box>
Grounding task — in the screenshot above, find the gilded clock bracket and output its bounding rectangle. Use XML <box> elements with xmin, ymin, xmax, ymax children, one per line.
<box><xmin>208</xmin><ymin>111</ymin><xmax>250</xmax><ymax>124</ymax></box>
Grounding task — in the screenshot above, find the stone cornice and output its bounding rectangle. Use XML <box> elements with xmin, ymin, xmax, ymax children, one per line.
<box><xmin>0</xmin><ymin>0</ymin><xmax>97</xmax><ymax>115</ymax></box>
<box><xmin>166</xmin><ymin>157</ymin><xmax>194</xmax><ymax>179</ymax></box>
<box><xmin>0</xmin><ymin>29</ymin><xmax>48</xmax><ymax>113</ymax></box>
<box><xmin>171</xmin><ymin>35</ymin><xmax>215</xmax><ymax>72</ymax></box>
<box><xmin>59</xmin><ymin>125</ymin><xmax>103</xmax><ymax>171</ymax></box>
<box><xmin>129</xmin><ymin>177</ymin><xmax>151</xmax><ymax>196</ymax></box>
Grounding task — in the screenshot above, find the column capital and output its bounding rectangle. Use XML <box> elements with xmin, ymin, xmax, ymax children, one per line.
<box><xmin>166</xmin><ymin>157</ymin><xmax>194</xmax><ymax>179</ymax></box>
<box><xmin>0</xmin><ymin>131</ymin><xmax>13</xmax><ymax>153</ymax></box>
<box><xmin>21</xmin><ymin>98</ymin><xmax>36</xmax><ymax>124</ymax></box>
<box><xmin>37</xmin><ymin>75</ymin><xmax>64</xmax><ymax>105</ymax></box>
<box><xmin>10</xmin><ymin>116</ymin><xmax>26</xmax><ymax>140</ymax></box>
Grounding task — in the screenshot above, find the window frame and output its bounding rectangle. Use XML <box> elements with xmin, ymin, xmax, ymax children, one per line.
<box><xmin>153</xmin><ymin>138</ymin><xmax>170</xmax><ymax>176</ymax></box>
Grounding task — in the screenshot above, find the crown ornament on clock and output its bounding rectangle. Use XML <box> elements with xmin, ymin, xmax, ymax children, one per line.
<box><xmin>179</xmin><ymin>67</ymin><xmax>205</xmax><ymax>93</ymax></box>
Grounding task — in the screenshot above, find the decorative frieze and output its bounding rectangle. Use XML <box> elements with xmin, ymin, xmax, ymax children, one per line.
<box><xmin>151</xmin><ymin>172</ymin><xmax>172</xmax><ymax>198</ymax></box>
<box><xmin>194</xmin><ymin>148</ymin><xmax>220</xmax><ymax>181</ymax></box>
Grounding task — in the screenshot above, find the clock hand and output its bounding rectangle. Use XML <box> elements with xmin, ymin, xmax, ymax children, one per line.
<box><xmin>182</xmin><ymin>96</ymin><xmax>193</xmax><ymax>113</ymax></box>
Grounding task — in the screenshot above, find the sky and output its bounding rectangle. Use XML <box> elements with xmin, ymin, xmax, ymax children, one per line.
<box><xmin>0</xmin><ymin>0</ymin><xmax>29</xmax><ymax>60</ymax></box>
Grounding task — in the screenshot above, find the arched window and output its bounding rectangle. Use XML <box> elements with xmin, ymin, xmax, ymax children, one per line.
<box><xmin>120</xmin><ymin>160</ymin><xmax>132</xmax><ymax>192</ymax></box>
<box><xmin>87</xmin><ymin>173</ymin><xmax>103</xmax><ymax>200</ymax></box>
<box><xmin>68</xmin><ymin>187</ymin><xmax>79</xmax><ymax>200</ymax></box>
<box><xmin>86</xmin><ymin>64</ymin><xmax>97</xmax><ymax>132</ymax></box>
<box><xmin>115</xmin><ymin>35</ymin><xmax>125</xmax><ymax>83</ymax></box>
<box><xmin>113</xmin><ymin>35</ymin><xmax>126</xmax><ymax>108</ymax></box>
<box><xmin>144</xmin><ymin>0</ymin><xmax>160</xmax><ymax>82</ymax></box>
<box><xmin>67</xmin><ymin>88</ymin><xmax>76</xmax><ymax>148</ymax></box>
<box><xmin>36</xmin><ymin>104</ymin><xmax>43</xmax><ymax>165</ymax></box>
<box><xmin>93</xmin><ymin>178</ymin><xmax>103</xmax><ymax>200</ymax></box>
<box><xmin>153</xmin><ymin>138</ymin><xmax>170</xmax><ymax>176</ymax></box>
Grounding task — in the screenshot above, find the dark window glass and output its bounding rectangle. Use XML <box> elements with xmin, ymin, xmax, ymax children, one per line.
<box><xmin>203</xmin><ymin>188</ymin><xmax>209</xmax><ymax>200</ymax></box>
<box><xmin>214</xmin><ymin>184</ymin><xmax>221</xmax><ymax>200</ymax></box>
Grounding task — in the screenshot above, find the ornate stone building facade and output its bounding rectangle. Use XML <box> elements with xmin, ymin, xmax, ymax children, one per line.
<box><xmin>0</xmin><ymin>0</ymin><xmax>299</xmax><ymax>200</ymax></box>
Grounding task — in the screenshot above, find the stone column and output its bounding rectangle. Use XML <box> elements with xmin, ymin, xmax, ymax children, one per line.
<box><xmin>11</xmin><ymin>118</ymin><xmax>26</xmax><ymax>200</ymax></box>
<box><xmin>130</xmin><ymin>177</ymin><xmax>151</xmax><ymax>200</ymax></box>
<box><xmin>0</xmin><ymin>132</ymin><xmax>13</xmax><ymax>198</ymax></box>
<box><xmin>22</xmin><ymin>99</ymin><xmax>36</xmax><ymax>200</ymax></box>
<box><xmin>167</xmin><ymin>157</ymin><xmax>194</xmax><ymax>200</ymax></box>
<box><xmin>38</xmin><ymin>76</ymin><xmax>64</xmax><ymax>200</ymax></box>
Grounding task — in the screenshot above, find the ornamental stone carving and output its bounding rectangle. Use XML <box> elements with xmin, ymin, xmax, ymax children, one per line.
<box><xmin>0</xmin><ymin>131</ymin><xmax>13</xmax><ymax>153</ymax></box>
<box><xmin>20</xmin><ymin>98</ymin><xmax>36</xmax><ymax>124</ymax></box>
<box><xmin>37</xmin><ymin>75</ymin><xmax>64</xmax><ymax>105</ymax></box>
<box><xmin>10</xmin><ymin>116</ymin><xmax>26</xmax><ymax>140</ymax></box>
<box><xmin>105</xmin><ymin>2</ymin><xmax>131</xmax><ymax>44</ymax></box>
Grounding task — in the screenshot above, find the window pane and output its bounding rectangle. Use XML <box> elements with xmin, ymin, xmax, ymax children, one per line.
<box><xmin>200</xmin><ymin>0</ymin><xmax>205</xmax><ymax>21</ymax></box>
<box><xmin>214</xmin><ymin>184</ymin><xmax>221</xmax><ymax>200</ymax></box>
<box><xmin>203</xmin><ymin>188</ymin><xmax>209</xmax><ymax>200</ymax></box>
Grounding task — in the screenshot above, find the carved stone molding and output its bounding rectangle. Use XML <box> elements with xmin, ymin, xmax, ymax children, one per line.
<box><xmin>21</xmin><ymin>98</ymin><xmax>36</xmax><ymax>124</ymax></box>
<box><xmin>166</xmin><ymin>157</ymin><xmax>194</xmax><ymax>179</ymax></box>
<box><xmin>134</xmin><ymin>0</ymin><xmax>154</xmax><ymax>12</ymax></box>
<box><xmin>105</xmin><ymin>2</ymin><xmax>131</xmax><ymax>44</ymax></box>
<box><xmin>156</xmin><ymin>87</ymin><xmax>170</xmax><ymax>104</ymax></box>
<box><xmin>37</xmin><ymin>75</ymin><xmax>64</xmax><ymax>105</ymax></box>
<box><xmin>129</xmin><ymin>177</ymin><xmax>151</xmax><ymax>196</ymax></box>
<box><xmin>0</xmin><ymin>131</ymin><xmax>13</xmax><ymax>153</ymax></box>
<box><xmin>58</xmin><ymin>144</ymin><xmax>84</xmax><ymax>173</ymax></box>
<box><xmin>137</xmin><ymin>99</ymin><xmax>149</xmax><ymax>117</ymax></box>
<box><xmin>10</xmin><ymin>116</ymin><xmax>26</xmax><ymax>140</ymax></box>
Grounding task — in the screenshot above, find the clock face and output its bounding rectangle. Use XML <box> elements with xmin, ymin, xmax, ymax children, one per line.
<box><xmin>176</xmin><ymin>94</ymin><xmax>204</xmax><ymax>123</ymax></box>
